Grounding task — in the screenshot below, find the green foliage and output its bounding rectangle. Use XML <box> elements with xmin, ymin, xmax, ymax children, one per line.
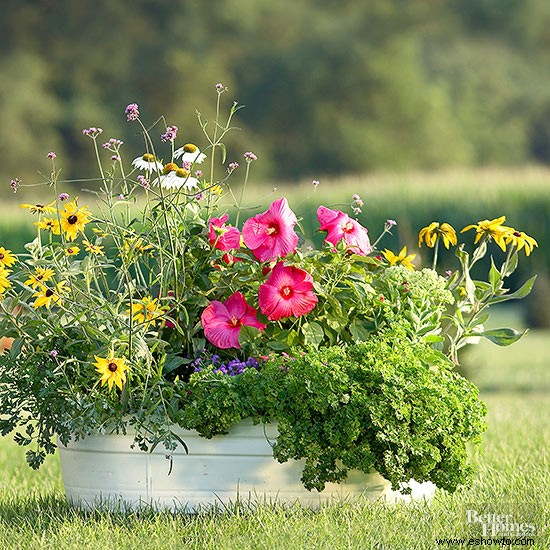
<box><xmin>180</xmin><ymin>332</ymin><xmax>487</xmax><ymax>493</ymax></box>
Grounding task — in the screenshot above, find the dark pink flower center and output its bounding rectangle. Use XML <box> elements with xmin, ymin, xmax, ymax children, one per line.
<box><xmin>343</xmin><ymin>221</ymin><xmax>354</xmax><ymax>233</ymax></box>
<box><xmin>280</xmin><ymin>285</ymin><xmax>294</xmax><ymax>299</ymax></box>
<box><xmin>229</xmin><ymin>316</ymin><xmax>242</xmax><ymax>327</ymax></box>
<box><xmin>266</xmin><ymin>223</ymin><xmax>279</xmax><ymax>236</ymax></box>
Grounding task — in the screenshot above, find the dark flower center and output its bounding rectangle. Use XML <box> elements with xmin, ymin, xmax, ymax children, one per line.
<box><xmin>108</xmin><ymin>362</ymin><xmax>118</xmax><ymax>372</ymax></box>
<box><xmin>266</xmin><ymin>223</ymin><xmax>279</xmax><ymax>236</ymax></box>
<box><xmin>45</xmin><ymin>289</ymin><xmax>54</xmax><ymax>297</ymax></box>
<box><xmin>343</xmin><ymin>221</ymin><xmax>354</xmax><ymax>233</ymax></box>
<box><xmin>281</xmin><ymin>285</ymin><xmax>293</xmax><ymax>298</ymax></box>
<box><xmin>0</xmin><ymin>254</ymin><xmax>4</xmax><ymax>260</ymax></box>
<box><xmin>513</xmin><ymin>231</ymin><xmax>521</xmax><ymax>237</ymax></box>
<box><xmin>67</xmin><ymin>215</ymin><xmax>78</xmax><ymax>224</ymax></box>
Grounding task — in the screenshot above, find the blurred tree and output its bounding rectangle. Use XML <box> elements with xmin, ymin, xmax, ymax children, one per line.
<box><xmin>0</xmin><ymin>0</ymin><xmax>548</xmax><ymax>186</ymax></box>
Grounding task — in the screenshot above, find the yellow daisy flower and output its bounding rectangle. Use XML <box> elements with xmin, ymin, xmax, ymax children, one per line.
<box><xmin>382</xmin><ymin>246</ymin><xmax>416</xmax><ymax>271</ymax></box>
<box><xmin>0</xmin><ymin>247</ymin><xmax>17</xmax><ymax>268</ymax></box>
<box><xmin>461</xmin><ymin>216</ymin><xmax>508</xmax><ymax>252</ymax></box>
<box><xmin>504</xmin><ymin>229</ymin><xmax>538</xmax><ymax>256</ymax></box>
<box><xmin>65</xmin><ymin>245</ymin><xmax>81</xmax><ymax>256</ymax></box>
<box><xmin>34</xmin><ymin>217</ymin><xmax>61</xmax><ymax>235</ymax></box>
<box><xmin>129</xmin><ymin>296</ymin><xmax>164</xmax><ymax>327</ymax></box>
<box><xmin>25</xmin><ymin>267</ymin><xmax>55</xmax><ymax>289</ymax></box>
<box><xmin>123</xmin><ymin>237</ymin><xmax>154</xmax><ymax>256</ymax></box>
<box><xmin>19</xmin><ymin>201</ymin><xmax>56</xmax><ymax>215</ymax></box>
<box><xmin>32</xmin><ymin>281</ymin><xmax>68</xmax><ymax>309</ymax></box>
<box><xmin>93</xmin><ymin>353</ymin><xmax>129</xmax><ymax>391</ymax></box>
<box><xmin>83</xmin><ymin>240</ymin><xmax>104</xmax><ymax>255</ymax></box>
<box><xmin>60</xmin><ymin>199</ymin><xmax>91</xmax><ymax>241</ymax></box>
<box><xmin>418</xmin><ymin>222</ymin><xmax>457</xmax><ymax>249</ymax></box>
<box><xmin>0</xmin><ymin>267</ymin><xmax>11</xmax><ymax>294</ymax></box>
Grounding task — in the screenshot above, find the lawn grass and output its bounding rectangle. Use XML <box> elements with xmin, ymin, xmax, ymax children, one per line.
<box><xmin>1</xmin><ymin>318</ymin><xmax>548</xmax><ymax>549</ymax></box>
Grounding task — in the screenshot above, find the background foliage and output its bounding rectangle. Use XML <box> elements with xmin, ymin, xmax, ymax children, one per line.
<box><xmin>1</xmin><ymin>0</ymin><xmax>550</xmax><ymax>184</ymax></box>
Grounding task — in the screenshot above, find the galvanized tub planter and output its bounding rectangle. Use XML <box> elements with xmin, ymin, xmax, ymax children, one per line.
<box><xmin>58</xmin><ymin>421</ymin><xmax>435</xmax><ymax>511</ymax></box>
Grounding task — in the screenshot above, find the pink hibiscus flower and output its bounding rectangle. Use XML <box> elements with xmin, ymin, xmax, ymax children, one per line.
<box><xmin>242</xmin><ymin>198</ymin><xmax>299</xmax><ymax>262</ymax></box>
<box><xmin>201</xmin><ymin>292</ymin><xmax>266</xmax><ymax>349</ymax></box>
<box><xmin>317</xmin><ymin>206</ymin><xmax>372</xmax><ymax>255</ymax></box>
<box><xmin>208</xmin><ymin>214</ymin><xmax>241</xmax><ymax>252</ymax></box>
<box><xmin>258</xmin><ymin>262</ymin><xmax>318</xmax><ymax>321</ymax></box>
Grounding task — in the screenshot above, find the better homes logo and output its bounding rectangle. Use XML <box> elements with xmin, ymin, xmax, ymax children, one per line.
<box><xmin>467</xmin><ymin>509</ymin><xmax>537</xmax><ymax>538</ymax></box>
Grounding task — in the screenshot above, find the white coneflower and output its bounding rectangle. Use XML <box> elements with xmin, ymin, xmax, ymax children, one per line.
<box><xmin>173</xmin><ymin>143</ymin><xmax>206</xmax><ymax>164</ymax></box>
<box><xmin>132</xmin><ymin>153</ymin><xmax>164</xmax><ymax>172</ymax></box>
<box><xmin>159</xmin><ymin>163</ymin><xmax>199</xmax><ymax>191</ymax></box>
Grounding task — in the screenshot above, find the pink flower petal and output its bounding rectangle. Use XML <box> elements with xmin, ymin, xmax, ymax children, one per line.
<box><xmin>242</xmin><ymin>198</ymin><xmax>299</xmax><ymax>262</ymax></box>
<box><xmin>258</xmin><ymin>262</ymin><xmax>317</xmax><ymax>321</ymax></box>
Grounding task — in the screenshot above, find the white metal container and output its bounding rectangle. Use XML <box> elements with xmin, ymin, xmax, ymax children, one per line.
<box><xmin>58</xmin><ymin>421</ymin><xmax>435</xmax><ymax>511</ymax></box>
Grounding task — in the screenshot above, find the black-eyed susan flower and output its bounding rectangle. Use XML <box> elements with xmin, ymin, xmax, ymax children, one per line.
<box><xmin>65</xmin><ymin>245</ymin><xmax>80</xmax><ymax>256</ymax></box>
<box><xmin>34</xmin><ymin>217</ymin><xmax>61</xmax><ymax>235</ymax></box>
<box><xmin>132</xmin><ymin>153</ymin><xmax>164</xmax><ymax>172</ymax></box>
<box><xmin>418</xmin><ymin>222</ymin><xmax>457</xmax><ymax>249</ymax></box>
<box><xmin>93</xmin><ymin>353</ymin><xmax>129</xmax><ymax>391</ymax></box>
<box><xmin>25</xmin><ymin>267</ymin><xmax>55</xmax><ymax>289</ymax></box>
<box><xmin>19</xmin><ymin>201</ymin><xmax>56</xmax><ymax>215</ymax></box>
<box><xmin>129</xmin><ymin>296</ymin><xmax>164</xmax><ymax>327</ymax></box>
<box><xmin>32</xmin><ymin>281</ymin><xmax>68</xmax><ymax>309</ymax></box>
<box><xmin>173</xmin><ymin>143</ymin><xmax>206</xmax><ymax>164</ymax></box>
<box><xmin>0</xmin><ymin>267</ymin><xmax>11</xmax><ymax>294</ymax></box>
<box><xmin>82</xmin><ymin>240</ymin><xmax>104</xmax><ymax>255</ymax></box>
<box><xmin>0</xmin><ymin>247</ymin><xmax>17</xmax><ymax>268</ymax></box>
<box><xmin>60</xmin><ymin>199</ymin><xmax>91</xmax><ymax>241</ymax></box>
<box><xmin>461</xmin><ymin>216</ymin><xmax>508</xmax><ymax>252</ymax></box>
<box><xmin>382</xmin><ymin>246</ymin><xmax>416</xmax><ymax>271</ymax></box>
<box><xmin>504</xmin><ymin>229</ymin><xmax>538</xmax><ymax>256</ymax></box>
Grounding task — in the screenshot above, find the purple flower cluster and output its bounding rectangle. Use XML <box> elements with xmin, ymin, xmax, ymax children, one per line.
<box><xmin>82</xmin><ymin>127</ymin><xmax>103</xmax><ymax>137</ymax></box>
<box><xmin>227</xmin><ymin>161</ymin><xmax>239</xmax><ymax>173</ymax></box>
<box><xmin>243</xmin><ymin>151</ymin><xmax>257</xmax><ymax>162</ymax></box>
<box><xmin>125</xmin><ymin>103</ymin><xmax>139</xmax><ymax>121</ymax></box>
<box><xmin>192</xmin><ymin>354</ymin><xmax>260</xmax><ymax>376</ymax></box>
<box><xmin>10</xmin><ymin>178</ymin><xmax>21</xmax><ymax>193</ymax></box>
<box><xmin>161</xmin><ymin>125</ymin><xmax>178</xmax><ymax>143</ymax></box>
<box><xmin>102</xmin><ymin>138</ymin><xmax>124</xmax><ymax>150</ymax></box>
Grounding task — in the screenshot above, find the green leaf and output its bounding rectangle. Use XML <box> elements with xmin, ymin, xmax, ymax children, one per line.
<box><xmin>488</xmin><ymin>258</ymin><xmax>501</xmax><ymax>292</ymax></box>
<box><xmin>489</xmin><ymin>275</ymin><xmax>537</xmax><ymax>305</ymax></box>
<box><xmin>219</xmin><ymin>142</ymin><xmax>227</xmax><ymax>164</ymax></box>
<box><xmin>349</xmin><ymin>321</ymin><xmax>371</xmax><ymax>343</ymax></box>
<box><xmin>302</xmin><ymin>322</ymin><xmax>324</xmax><ymax>347</ymax></box>
<box><xmin>238</xmin><ymin>325</ymin><xmax>262</xmax><ymax>348</ymax></box>
<box><xmin>163</xmin><ymin>355</ymin><xmax>189</xmax><ymax>376</ymax></box>
<box><xmin>266</xmin><ymin>341</ymin><xmax>289</xmax><ymax>351</ymax></box>
<box><xmin>423</xmin><ymin>334</ymin><xmax>444</xmax><ymax>343</ymax></box>
<box><xmin>9</xmin><ymin>338</ymin><xmax>24</xmax><ymax>359</ymax></box>
<box><xmin>503</xmin><ymin>250</ymin><xmax>518</xmax><ymax>277</ymax></box>
<box><xmin>481</xmin><ymin>327</ymin><xmax>527</xmax><ymax>346</ymax></box>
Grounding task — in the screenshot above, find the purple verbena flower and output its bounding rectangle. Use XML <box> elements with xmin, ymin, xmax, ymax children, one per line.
<box><xmin>312</xmin><ymin>180</ymin><xmax>320</xmax><ymax>187</ymax></box>
<box><xmin>161</xmin><ymin>125</ymin><xmax>178</xmax><ymax>143</ymax></box>
<box><xmin>125</xmin><ymin>103</ymin><xmax>140</xmax><ymax>121</ymax></box>
<box><xmin>58</xmin><ymin>192</ymin><xmax>70</xmax><ymax>201</ymax></box>
<box><xmin>243</xmin><ymin>151</ymin><xmax>257</xmax><ymax>162</ymax></box>
<box><xmin>227</xmin><ymin>162</ymin><xmax>239</xmax><ymax>173</ymax></box>
<box><xmin>137</xmin><ymin>175</ymin><xmax>149</xmax><ymax>189</ymax></box>
<box><xmin>47</xmin><ymin>151</ymin><xmax>57</xmax><ymax>159</ymax></box>
<box><xmin>10</xmin><ymin>178</ymin><xmax>21</xmax><ymax>193</ymax></box>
